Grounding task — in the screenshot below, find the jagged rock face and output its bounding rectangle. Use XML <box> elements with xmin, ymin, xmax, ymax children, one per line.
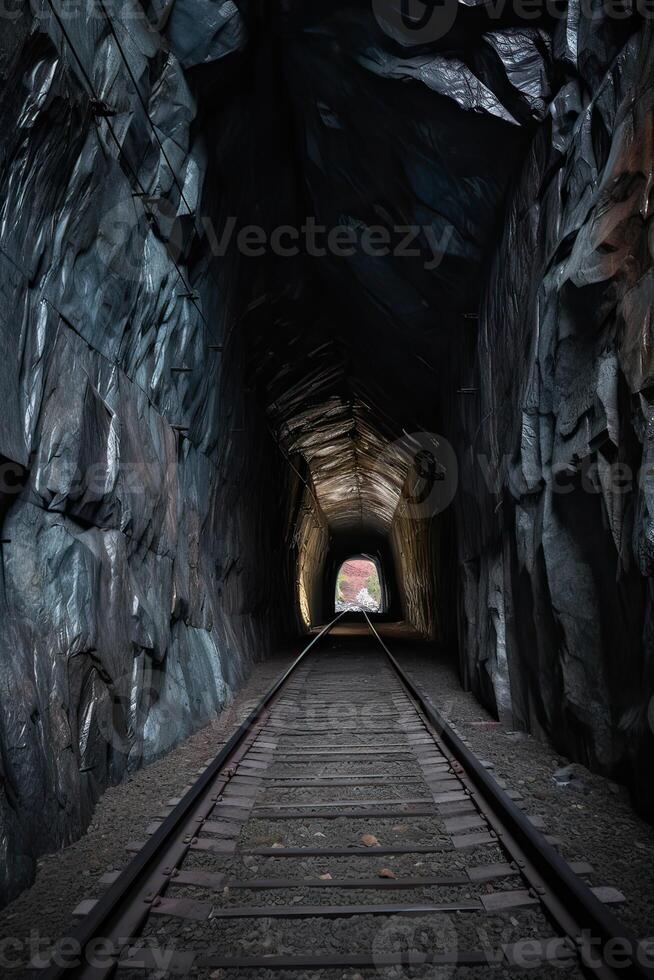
<box><xmin>451</xmin><ymin>20</ymin><xmax>654</xmax><ymax>812</ymax></box>
<box><xmin>0</xmin><ymin>2</ymin><xmax>294</xmax><ymax>905</ymax></box>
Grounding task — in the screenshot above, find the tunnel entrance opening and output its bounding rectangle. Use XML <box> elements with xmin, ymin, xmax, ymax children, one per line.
<box><xmin>335</xmin><ymin>557</ymin><xmax>383</xmax><ymax>613</ymax></box>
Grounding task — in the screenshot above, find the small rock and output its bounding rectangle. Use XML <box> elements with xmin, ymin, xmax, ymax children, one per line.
<box><xmin>552</xmin><ymin>764</ymin><xmax>589</xmax><ymax>794</ymax></box>
<box><xmin>553</xmin><ymin>764</ymin><xmax>575</xmax><ymax>785</ymax></box>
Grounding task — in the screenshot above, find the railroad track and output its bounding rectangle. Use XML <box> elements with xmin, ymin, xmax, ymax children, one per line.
<box><xmin>39</xmin><ymin>614</ymin><xmax>653</xmax><ymax>979</ymax></box>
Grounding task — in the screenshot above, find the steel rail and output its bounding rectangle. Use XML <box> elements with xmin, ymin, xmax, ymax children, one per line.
<box><xmin>39</xmin><ymin>613</ymin><xmax>345</xmax><ymax>979</ymax></box>
<box><xmin>363</xmin><ymin>612</ymin><xmax>654</xmax><ymax>980</ymax></box>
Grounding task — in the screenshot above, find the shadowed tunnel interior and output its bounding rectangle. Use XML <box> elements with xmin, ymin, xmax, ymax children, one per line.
<box><xmin>191</xmin><ymin>0</ymin><xmax>552</xmax><ymax>636</ymax></box>
<box><xmin>0</xmin><ymin>0</ymin><xmax>654</xmax><ymax>906</ymax></box>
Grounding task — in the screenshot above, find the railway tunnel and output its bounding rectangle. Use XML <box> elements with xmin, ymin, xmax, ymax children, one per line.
<box><xmin>1</xmin><ymin>0</ymin><xmax>654</xmax><ymax>961</ymax></box>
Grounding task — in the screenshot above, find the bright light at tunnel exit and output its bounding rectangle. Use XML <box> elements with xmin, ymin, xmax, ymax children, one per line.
<box><xmin>335</xmin><ymin>558</ymin><xmax>382</xmax><ymax>613</ymax></box>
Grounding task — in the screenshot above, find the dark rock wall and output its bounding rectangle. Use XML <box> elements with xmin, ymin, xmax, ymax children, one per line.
<box><xmin>0</xmin><ymin>3</ymin><xmax>291</xmax><ymax>905</ymax></box>
<box><xmin>452</xmin><ymin>17</ymin><xmax>654</xmax><ymax>813</ymax></box>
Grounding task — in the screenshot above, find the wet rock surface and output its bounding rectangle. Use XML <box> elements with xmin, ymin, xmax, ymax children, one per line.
<box><xmin>445</xmin><ymin>14</ymin><xmax>654</xmax><ymax>819</ymax></box>
<box><xmin>0</xmin><ymin>1</ymin><xmax>295</xmax><ymax>905</ymax></box>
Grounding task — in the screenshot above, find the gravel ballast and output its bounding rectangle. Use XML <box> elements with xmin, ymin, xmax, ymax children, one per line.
<box><xmin>0</xmin><ymin>652</ymin><xmax>297</xmax><ymax>974</ymax></box>
<box><xmin>1</xmin><ymin>626</ymin><xmax>653</xmax><ymax>979</ymax></box>
<box><xmin>393</xmin><ymin>645</ymin><xmax>654</xmax><ymax>939</ymax></box>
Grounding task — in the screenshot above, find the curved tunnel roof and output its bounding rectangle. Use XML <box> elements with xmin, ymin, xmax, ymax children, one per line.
<box><xmin>168</xmin><ymin>0</ymin><xmax>555</xmax><ymax>532</ymax></box>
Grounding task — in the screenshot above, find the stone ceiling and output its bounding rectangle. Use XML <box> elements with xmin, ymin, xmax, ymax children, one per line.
<box><xmin>166</xmin><ymin>0</ymin><xmax>555</xmax><ymax>532</ymax></box>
